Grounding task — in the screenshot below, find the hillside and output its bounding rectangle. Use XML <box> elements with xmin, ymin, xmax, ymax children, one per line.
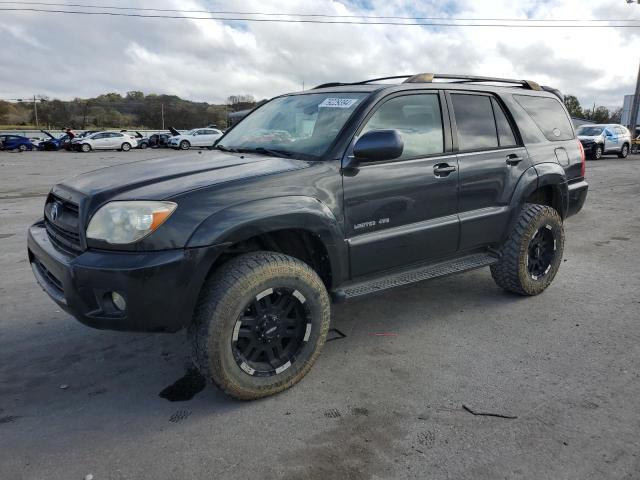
<box><xmin>0</xmin><ymin>92</ymin><xmax>260</xmax><ymax>130</ymax></box>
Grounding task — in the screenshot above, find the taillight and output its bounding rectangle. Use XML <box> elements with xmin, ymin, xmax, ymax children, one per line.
<box><xmin>577</xmin><ymin>139</ymin><xmax>586</xmax><ymax>177</ymax></box>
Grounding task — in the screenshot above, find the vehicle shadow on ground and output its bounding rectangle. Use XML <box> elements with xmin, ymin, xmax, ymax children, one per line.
<box><xmin>0</xmin><ymin>268</ymin><xmax>527</xmax><ymax>428</ymax></box>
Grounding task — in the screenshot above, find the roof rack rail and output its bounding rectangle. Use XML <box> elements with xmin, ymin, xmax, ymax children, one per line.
<box><xmin>313</xmin><ymin>73</ymin><xmax>544</xmax><ymax>91</ymax></box>
<box><xmin>403</xmin><ymin>73</ymin><xmax>542</xmax><ymax>91</ymax></box>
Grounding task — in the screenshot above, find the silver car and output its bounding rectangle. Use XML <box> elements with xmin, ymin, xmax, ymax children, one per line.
<box><xmin>71</xmin><ymin>131</ymin><xmax>138</xmax><ymax>152</ymax></box>
<box><xmin>576</xmin><ymin>124</ymin><xmax>631</xmax><ymax>160</ymax></box>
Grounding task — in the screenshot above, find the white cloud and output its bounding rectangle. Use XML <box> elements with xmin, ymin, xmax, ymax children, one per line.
<box><xmin>0</xmin><ymin>0</ymin><xmax>638</xmax><ymax>109</ymax></box>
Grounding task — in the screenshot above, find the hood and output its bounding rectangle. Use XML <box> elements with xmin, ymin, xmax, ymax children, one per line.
<box><xmin>577</xmin><ymin>135</ymin><xmax>601</xmax><ymax>142</ymax></box>
<box><xmin>56</xmin><ymin>151</ymin><xmax>310</xmax><ymax>205</ymax></box>
<box><xmin>40</xmin><ymin>130</ymin><xmax>56</xmax><ymax>140</ymax></box>
<box><xmin>168</xmin><ymin>126</ymin><xmax>180</xmax><ymax>136</ymax></box>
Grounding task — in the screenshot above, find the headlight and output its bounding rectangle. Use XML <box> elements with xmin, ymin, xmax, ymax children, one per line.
<box><xmin>86</xmin><ymin>201</ymin><xmax>177</xmax><ymax>244</ymax></box>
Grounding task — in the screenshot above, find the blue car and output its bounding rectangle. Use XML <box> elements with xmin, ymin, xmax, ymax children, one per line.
<box><xmin>38</xmin><ymin>130</ymin><xmax>72</xmax><ymax>151</ymax></box>
<box><xmin>0</xmin><ymin>134</ymin><xmax>35</xmax><ymax>152</ymax></box>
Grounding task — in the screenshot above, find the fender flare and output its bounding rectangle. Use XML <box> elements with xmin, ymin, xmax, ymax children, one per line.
<box><xmin>187</xmin><ymin>196</ymin><xmax>347</xmax><ymax>285</ymax></box>
<box><xmin>534</xmin><ymin>162</ymin><xmax>569</xmax><ymax>218</ymax></box>
<box><xmin>503</xmin><ymin>163</ymin><xmax>568</xmax><ymax>240</ymax></box>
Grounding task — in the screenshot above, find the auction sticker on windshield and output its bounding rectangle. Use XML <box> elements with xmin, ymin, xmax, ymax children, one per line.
<box><xmin>319</xmin><ymin>98</ymin><xmax>359</xmax><ymax>108</ymax></box>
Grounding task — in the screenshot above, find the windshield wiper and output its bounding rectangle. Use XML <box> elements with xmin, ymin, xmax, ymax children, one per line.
<box><xmin>238</xmin><ymin>147</ymin><xmax>294</xmax><ymax>158</ymax></box>
<box><xmin>215</xmin><ymin>144</ymin><xmax>240</xmax><ymax>153</ymax></box>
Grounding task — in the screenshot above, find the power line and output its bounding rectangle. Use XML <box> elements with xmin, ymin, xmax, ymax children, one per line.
<box><xmin>1</xmin><ymin>7</ymin><xmax>640</xmax><ymax>27</ymax></box>
<box><xmin>0</xmin><ymin>0</ymin><xmax>638</xmax><ymax>22</ymax></box>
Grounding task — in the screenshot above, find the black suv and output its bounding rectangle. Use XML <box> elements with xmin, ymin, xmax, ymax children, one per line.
<box><xmin>28</xmin><ymin>73</ymin><xmax>588</xmax><ymax>399</ymax></box>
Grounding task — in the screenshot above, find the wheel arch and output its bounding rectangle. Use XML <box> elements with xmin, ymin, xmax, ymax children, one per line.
<box><xmin>502</xmin><ymin>163</ymin><xmax>568</xmax><ymax>244</ymax></box>
<box><xmin>187</xmin><ymin>196</ymin><xmax>347</xmax><ymax>289</ymax></box>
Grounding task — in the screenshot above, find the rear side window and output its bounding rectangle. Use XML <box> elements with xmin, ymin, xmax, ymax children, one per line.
<box><xmin>491</xmin><ymin>98</ymin><xmax>517</xmax><ymax>147</ymax></box>
<box><xmin>451</xmin><ymin>94</ymin><xmax>499</xmax><ymax>150</ymax></box>
<box><xmin>361</xmin><ymin>94</ymin><xmax>444</xmax><ymax>159</ymax></box>
<box><xmin>514</xmin><ymin>95</ymin><xmax>574</xmax><ymax>141</ymax></box>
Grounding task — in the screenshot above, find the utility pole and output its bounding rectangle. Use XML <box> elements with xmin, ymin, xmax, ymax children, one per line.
<box><xmin>161</xmin><ymin>103</ymin><xmax>165</xmax><ymax>130</ymax></box>
<box><xmin>33</xmin><ymin>95</ymin><xmax>39</xmax><ymax>128</ymax></box>
<box><xmin>629</xmin><ymin>60</ymin><xmax>640</xmax><ymax>137</ymax></box>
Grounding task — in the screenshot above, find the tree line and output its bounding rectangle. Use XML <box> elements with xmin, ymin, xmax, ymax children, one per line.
<box><xmin>0</xmin><ymin>91</ymin><xmax>262</xmax><ymax>130</ymax></box>
<box><xmin>563</xmin><ymin>95</ymin><xmax>623</xmax><ymax>124</ymax></box>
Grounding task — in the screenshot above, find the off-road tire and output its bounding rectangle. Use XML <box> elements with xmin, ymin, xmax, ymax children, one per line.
<box><xmin>190</xmin><ymin>252</ymin><xmax>331</xmax><ymax>400</ymax></box>
<box><xmin>618</xmin><ymin>143</ymin><xmax>629</xmax><ymax>159</ymax></box>
<box><xmin>490</xmin><ymin>204</ymin><xmax>564</xmax><ymax>296</ymax></box>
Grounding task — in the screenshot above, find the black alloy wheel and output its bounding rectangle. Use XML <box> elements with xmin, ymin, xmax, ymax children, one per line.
<box><xmin>232</xmin><ymin>287</ymin><xmax>310</xmax><ymax>377</ymax></box>
<box><xmin>527</xmin><ymin>225</ymin><xmax>556</xmax><ymax>280</ymax></box>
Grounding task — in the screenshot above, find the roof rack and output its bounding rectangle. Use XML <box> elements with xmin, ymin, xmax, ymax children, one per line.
<box><xmin>312</xmin><ymin>73</ymin><xmax>543</xmax><ymax>91</ymax></box>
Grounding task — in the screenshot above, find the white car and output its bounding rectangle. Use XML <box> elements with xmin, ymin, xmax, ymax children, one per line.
<box><xmin>576</xmin><ymin>124</ymin><xmax>631</xmax><ymax>160</ymax></box>
<box><xmin>168</xmin><ymin>128</ymin><xmax>223</xmax><ymax>150</ymax></box>
<box><xmin>72</xmin><ymin>131</ymin><xmax>139</xmax><ymax>152</ymax></box>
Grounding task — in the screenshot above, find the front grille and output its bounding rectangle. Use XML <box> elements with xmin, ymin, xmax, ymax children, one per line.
<box><xmin>44</xmin><ymin>194</ymin><xmax>83</xmax><ymax>256</ymax></box>
<box><xmin>33</xmin><ymin>258</ymin><xmax>64</xmax><ymax>295</ymax></box>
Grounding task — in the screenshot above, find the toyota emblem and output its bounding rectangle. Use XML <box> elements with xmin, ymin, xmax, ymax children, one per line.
<box><xmin>50</xmin><ymin>202</ymin><xmax>61</xmax><ymax>221</ymax></box>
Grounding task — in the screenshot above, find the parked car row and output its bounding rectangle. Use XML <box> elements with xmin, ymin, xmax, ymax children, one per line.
<box><xmin>1</xmin><ymin>126</ymin><xmax>225</xmax><ymax>152</ymax></box>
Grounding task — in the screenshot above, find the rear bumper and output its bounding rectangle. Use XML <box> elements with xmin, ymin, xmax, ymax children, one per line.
<box><xmin>566</xmin><ymin>179</ymin><xmax>588</xmax><ymax>218</ymax></box>
<box><xmin>28</xmin><ymin>221</ymin><xmax>223</xmax><ymax>332</ymax></box>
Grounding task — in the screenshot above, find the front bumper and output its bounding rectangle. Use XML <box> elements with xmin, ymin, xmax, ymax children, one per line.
<box><xmin>567</xmin><ymin>179</ymin><xmax>588</xmax><ymax>218</ymax></box>
<box><xmin>28</xmin><ymin>221</ymin><xmax>222</xmax><ymax>332</ymax></box>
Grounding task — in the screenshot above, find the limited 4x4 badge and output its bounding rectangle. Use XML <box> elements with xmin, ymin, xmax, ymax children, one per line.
<box><xmin>354</xmin><ymin>218</ymin><xmax>390</xmax><ymax>230</ymax></box>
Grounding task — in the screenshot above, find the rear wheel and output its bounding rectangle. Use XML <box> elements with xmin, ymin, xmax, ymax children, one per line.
<box><xmin>618</xmin><ymin>143</ymin><xmax>629</xmax><ymax>159</ymax></box>
<box><xmin>18</xmin><ymin>144</ymin><xmax>27</xmax><ymax>152</ymax></box>
<box><xmin>491</xmin><ymin>204</ymin><xmax>564</xmax><ymax>296</ymax></box>
<box><xmin>121</xmin><ymin>142</ymin><xmax>131</xmax><ymax>152</ymax></box>
<box><xmin>190</xmin><ymin>252</ymin><xmax>331</xmax><ymax>400</ymax></box>
<box><xmin>81</xmin><ymin>143</ymin><xmax>91</xmax><ymax>152</ymax></box>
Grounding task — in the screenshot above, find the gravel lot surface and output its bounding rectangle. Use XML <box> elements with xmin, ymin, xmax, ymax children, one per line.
<box><xmin>1</xmin><ymin>150</ymin><xmax>639</xmax><ymax>480</ymax></box>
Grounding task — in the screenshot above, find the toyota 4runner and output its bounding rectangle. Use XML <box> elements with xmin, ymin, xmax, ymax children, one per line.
<box><xmin>28</xmin><ymin>73</ymin><xmax>588</xmax><ymax>399</ymax></box>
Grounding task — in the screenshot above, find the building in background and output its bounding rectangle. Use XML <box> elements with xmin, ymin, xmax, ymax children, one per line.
<box><xmin>622</xmin><ymin>94</ymin><xmax>640</xmax><ymax>128</ymax></box>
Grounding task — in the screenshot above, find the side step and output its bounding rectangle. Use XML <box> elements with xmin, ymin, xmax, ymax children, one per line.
<box><xmin>332</xmin><ymin>253</ymin><xmax>498</xmax><ymax>301</ymax></box>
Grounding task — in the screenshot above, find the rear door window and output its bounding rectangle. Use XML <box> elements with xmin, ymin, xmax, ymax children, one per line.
<box><xmin>451</xmin><ymin>94</ymin><xmax>499</xmax><ymax>151</ymax></box>
<box><xmin>513</xmin><ymin>94</ymin><xmax>574</xmax><ymax>141</ymax></box>
<box><xmin>491</xmin><ymin>98</ymin><xmax>517</xmax><ymax>147</ymax></box>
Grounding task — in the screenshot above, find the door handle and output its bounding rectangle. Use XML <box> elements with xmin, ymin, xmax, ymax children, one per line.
<box><xmin>506</xmin><ymin>154</ymin><xmax>524</xmax><ymax>165</ymax></box>
<box><xmin>433</xmin><ymin>163</ymin><xmax>456</xmax><ymax>177</ymax></box>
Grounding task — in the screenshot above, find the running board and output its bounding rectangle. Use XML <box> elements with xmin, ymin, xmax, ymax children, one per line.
<box><xmin>332</xmin><ymin>253</ymin><xmax>498</xmax><ymax>301</ymax></box>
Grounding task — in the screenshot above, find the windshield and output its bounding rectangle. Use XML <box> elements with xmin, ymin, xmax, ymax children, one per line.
<box><xmin>186</xmin><ymin>129</ymin><xmax>198</xmax><ymax>135</ymax></box>
<box><xmin>218</xmin><ymin>93</ymin><xmax>368</xmax><ymax>159</ymax></box>
<box><xmin>577</xmin><ymin>126</ymin><xmax>604</xmax><ymax>136</ymax></box>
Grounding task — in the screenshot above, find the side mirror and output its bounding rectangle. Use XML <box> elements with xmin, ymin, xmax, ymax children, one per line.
<box><xmin>353</xmin><ymin>129</ymin><xmax>404</xmax><ymax>162</ymax></box>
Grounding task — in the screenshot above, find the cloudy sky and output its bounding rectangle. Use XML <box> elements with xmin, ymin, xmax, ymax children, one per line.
<box><xmin>1</xmin><ymin>0</ymin><xmax>639</xmax><ymax>109</ymax></box>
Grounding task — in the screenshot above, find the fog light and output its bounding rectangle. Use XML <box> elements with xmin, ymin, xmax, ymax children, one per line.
<box><xmin>111</xmin><ymin>291</ymin><xmax>126</xmax><ymax>311</ymax></box>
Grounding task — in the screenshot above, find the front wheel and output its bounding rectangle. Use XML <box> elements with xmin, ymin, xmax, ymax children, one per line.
<box><xmin>180</xmin><ymin>140</ymin><xmax>190</xmax><ymax>150</ymax></box>
<box><xmin>190</xmin><ymin>252</ymin><xmax>331</xmax><ymax>400</ymax></box>
<box><xmin>618</xmin><ymin>143</ymin><xmax>629</xmax><ymax>159</ymax></box>
<box><xmin>592</xmin><ymin>144</ymin><xmax>603</xmax><ymax>160</ymax></box>
<box><xmin>18</xmin><ymin>144</ymin><xmax>28</xmax><ymax>152</ymax></box>
<box><xmin>491</xmin><ymin>204</ymin><xmax>565</xmax><ymax>296</ymax></box>
<box><xmin>139</xmin><ymin>142</ymin><xmax>148</xmax><ymax>150</ymax></box>
<box><xmin>81</xmin><ymin>143</ymin><xmax>91</xmax><ymax>152</ymax></box>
